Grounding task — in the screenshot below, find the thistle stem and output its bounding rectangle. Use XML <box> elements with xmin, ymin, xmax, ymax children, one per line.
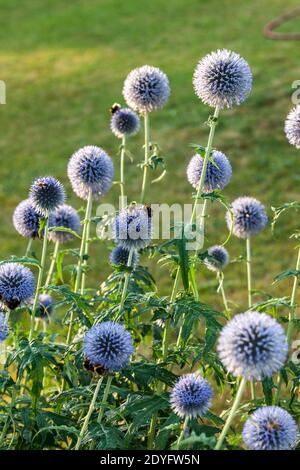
<box><xmin>75</xmin><ymin>376</ymin><xmax>104</xmax><ymax>450</ymax></box>
<box><xmin>217</xmin><ymin>271</ymin><xmax>229</xmax><ymax>313</ymax></box>
<box><xmin>120</xmin><ymin>135</ymin><xmax>126</xmax><ymax>210</ymax></box>
<box><xmin>117</xmin><ymin>248</ymin><xmax>134</xmax><ymax>317</ymax></box>
<box><xmin>80</xmin><ymin>189</ymin><xmax>93</xmax><ymax>295</ymax></box>
<box><xmin>25</xmin><ymin>238</ymin><xmax>33</xmax><ymax>257</ymax></box>
<box><xmin>215</xmin><ymin>377</ymin><xmax>246</xmax><ymax>450</ymax></box>
<box><xmin>275</xmin><ymin>245</ymin><xmax>300</xmax><ymax>403</ymax></box>
<box><xmin>246</xmin><ymin>236</ymin><xmax>252</xmax><ymax>308</ymax></box>
<box><xmin>97</xmin><ymin>375</ymin><xmax>113</xmax><ymax>424</ymax></box>
<box><xmin>140</xmin><ymin>112</ymin><xmax>150</xmax><ymax>204</ymax></box>
<box><xmin>176</xmin><ymin>416</ymin><xmax>189</xmax><ymax>449</ymax></box>
<box><xmin>29</xmin><ymin>215</ymin><xmax>49</xmax><ymax>341</ymax></box>
<box><xmin>45</xmin><ymin>240</ymin><xmax>59</xmax><ymax>288</ymax></box>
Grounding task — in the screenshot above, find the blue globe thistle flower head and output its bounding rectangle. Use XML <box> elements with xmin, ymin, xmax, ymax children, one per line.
<box><xmin>49</xmin><ymin>204</ymin><xmax>81</xmax><ymax>243</ymax></box>
<box><xmin>110</xmin><ymin>246</ymin><xmax>140</xmax><ymax>267</ymax></box>
<box><xmin>123</xmin><ymin>65</ymin><xmax>170</xmax><ymax>113</ymax></box>
<box><xmin>0</xmin><ymin>263</ymin><xmax>35</xmax><ymax>310</ymax></box>
<box><xmin>205</xmin><ymin>245</ymin><xmax>229</xmax><ymax>272</ymax></box>
<box><xmin>0</xmin><ymin>311</ymin><xmax>9</xmax><ymax>342</ymax></box>
<box><xmin>187</xmin><ymin>150</ymin><xmax>232</xmax><ymax>192</ymax></box>
<box><xmin>110</xmin><ymin>106</ymin><xmax>140</xmax><ymax>139</ymax></box>
<box><xmin>217</xmin><ymin>311</ymin><xmax>288</xmax><ymax>380</ymax></box>
<box><xmin>83</xmin><ymin>321</ymin><xmax>134</xmax><ymax>372</ymax></box>
<box><xmin>226</xmin><ymin>196</ymin><xmax>268</xmax><ymax>239</ymax></box>
<box><xmin>13</xmin><ymin>199</ymin><xmax>42</xmax><ymax>239</ymax></box>
<box><xmin>170</xmin><ymin>373</ymin><xmax>213</xmax><ymax>419</ymax></box>
<box><xmin>284</xmin><ymin>105</ymin><xmax>300</xmax><ymax>149</ymax></box>
<box><xmin>29</xmin><ymin>176</ymin><xmax>65</xmax><ymax>216</ymax></box>
<box><xmin>193</xmin><ymin>49</ymin><xmax>252</xmax><ymax>109</ymax></box>
<box><xmin>243</xmin><ymin>406</ymin><xmax>299</xmax><ymax>450</ymax></box>
<box><xmin>114</xmin><ymin>204</ymin><xmax>152</xmax><ymax>250</ymax></box>
<box><xmin>68</xmin><ymin>145</ymin><xmax>114</xmax><ymax>201</ymax></box>
<box><xmin>36</xmin><ymin>294</ymin><xmax>54</xmax><ymax>320</ymax></box>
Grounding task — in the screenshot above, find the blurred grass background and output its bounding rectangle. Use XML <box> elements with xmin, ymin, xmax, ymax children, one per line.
<box><xmin>0</xmin><ymin>0</ymin><xmax>300</xmax><ymax>312</ymax></box>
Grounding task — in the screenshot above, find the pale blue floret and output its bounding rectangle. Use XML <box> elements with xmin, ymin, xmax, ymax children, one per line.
<box><xmin>123</xmin><ymin>65</ymin><xmax>170</xmax><ymax>113</ymax></box>
<box><xmin>0</xmin><ymin>263</ymin><xmax>35</xmax><ymax>309</ymax></box>
<box><xmin>83</xmin><ymin>321</ymin><xmax>134</xmax><ymax>371</ymax></box>
<box><xmin>217</xmin><ymin>311</ymin><xmax>288</xmax><ymax>380</ymax></box>
<box><xmin>193</xmin><ymin>49</ymin><xmax>252</xmax><ymax>109</ymax></box>
<box><xmin>48</xmin><ymin>204</ymin><xmax>81</xmax><ymax>243</ymax></box>
<box><xmin>243</xmin><ymin>406</ymin><xmax>299</xmax><ymax>450</ymax></box>
<box><xmin>226</xmin><ymin>196</ymin><xmax>268</xmax><ymax>239</ymax></box>
<box><xmin>68</xmin><ymin>145</ymin><xmax>114</xmax><ymax>201</ymax></box>
<box><xmin>187</xmin><ymin>150</ymin><xmax>232</xmax><ymax>192</ymax></box>
<box><xmin>170</xmin><ymin>373</ymin><xmax>213</xmax><ymax>419</ymax></box>
<box><xmin>29</xmin><ymin>176</ymin><xmax>65</xmax><ymax>215</ymax></box>
<box><xmin>13</xmin><ymin>198</ymin><xmax>42</xmax><ymax>238</ymax></box>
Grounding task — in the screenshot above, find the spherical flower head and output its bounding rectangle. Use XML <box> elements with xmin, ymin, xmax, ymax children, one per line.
<box><xmin>110</xmin><ymin>246</ymin><xmax>140</xmax><ymax>267</ymax></box>
<box><xmin>205</xmin><ymin>245</ymin><xmax>229</xmax><ymax>272</ymax></box>
<box><xmin>68</xmin><ymin>145</ymin><xmax>114</xmax><ymax>201</ymax></box>
<box><xmin>187</xmin><ymin>150</ymin><xmax>232</xmax><ymax>192</ymax></box>
<box><xmin>36</xmin><ymin>294</ymin><xmax>54</xmax><ymax>320</ymax></box>
<box><xmin>13</xmin><ymin>199</ymin><xmax>42</xmax><ymax>239</ymax></box>
<box><xmin>284</xmin><ymin>105</ymin><xmax>300</xmax><ymax>149</ymax></box>
<box><xmin>193</xmin><ymin>49</ymin><xmax>252</xmax><ymax>109</ymax></box>
<box><xmin>48</xmin><ymin>204</ymin><xmax>81</xmax><ymax>243</ymax></box>
<box><xmin>111</xmin><ymin>107</ymin><xmax>140</xmax><ymax>139</ymax></box>
<box><xmin>114</xmin><ymin>204</ymin><xmax>152</xmax><ymax>250</ymax></box>
<box><xmin>0</xmin><ymin>263</ymin><xmax>35</xmax><ymax>310</ymax></box>
<box><xmin>217</xmin><ymin>311</ymin><xmax>288</xmax><ymax>380</ymax></box>
<box><xmin>123</xmin><ymin>65</ymin><xmax>170</xmax><ymax>113</ymax></box>
<box><xmin>226</xmin><ymin>196</ymin><xmax>268</xmax><ymax>239</ymax></box>
<box><xmin>83</xmin><ymin>321</ymin><xmax>134</xmax><ymax>372</ymax></box>
<box><xmin>29</xmin><ymin>176</ymin><xmax>65</xmax><ymax>216</ymax></box>
<box><xmin>0</xmin><ymin>311</ymin><xmax>9</xmax><ymax>342</ymax></box>
<box><xmin>170</xmin><ymin>373</ymin><xmax>213</xmax><ymax>419</ymax></box>
<box><xmin>243</xmin><ymin>406</ymin><xmax>299</xmax><ymax>450</ymax></box>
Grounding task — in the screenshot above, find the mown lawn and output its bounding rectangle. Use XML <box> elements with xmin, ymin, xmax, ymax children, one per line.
<box><xmin>0</xmin><ymin>0</ymin><xmax>300</xmax><ymax>311</ymax></box>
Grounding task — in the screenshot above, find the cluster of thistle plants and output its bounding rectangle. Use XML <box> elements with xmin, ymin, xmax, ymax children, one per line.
<box><xmin>0</xmin><ymin>49</ymin><xmax>300</xmax><ymax>451</ymax></box>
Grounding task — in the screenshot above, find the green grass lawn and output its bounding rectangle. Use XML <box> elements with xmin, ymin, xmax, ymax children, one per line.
<box><xmin>1</xmin><ymin>0</ymin><xmax>300</xmax><ymax>312</ymax></box>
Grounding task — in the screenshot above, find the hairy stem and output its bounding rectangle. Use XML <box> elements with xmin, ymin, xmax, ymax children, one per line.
<box><xmin>217</xmin><ymin>271</ymin><xmax>229</xmax><ymax>313</ymax></box>
<box><xmin>80</xmin><ymin>189</ymin><xmax>94</xmax><ymax>295</ymax></box>
<box><xmin>176</xmin><ymin>416</ymin><xmax>189</xmax><ymax>449</ymax></box>
<box><xmin>140</xmin><ymin>112</ymin><xmax>150</xmax><ymax>204</ymax></box>
<box><xmin>120</xmin><ymin>135</ymin><xmax>126</xmax><ymax>210</ymax></box>
<box><xmin>25</xmin><ymin>238</ymin><xmax>33</xmax><ymax>257</ymax></box>
<box><xmin>75</xmin><ymin>376</ymin><xmax>104</xmax><ymax>450</ymax></box>
<box><xmin>117</xmin><ymin>248</ymin><xmax>134</xmax><ymax>318</ymax></box>
<box><xmin>29</xmin><ymin>215</ymin><xmax>49</xmax><ymax>341</ymax></box>
<box><xmin>97</xmin><ymin>375</ymin><xmax>113</xmax><ymax>424</ymax></box>
<box><xmin>215</xmin><ymin>377</ymin><xmax>246</xmax><ymax>450</ymax></box>
<box><xmin>45</xmin><ymin>240</ymin><xmax>59</xmax><ymax>287</ymax></box>
<box><xmin>246</xmin><ymin>236</ymin><xmax>252</xmax><ymax>308</ymax></box>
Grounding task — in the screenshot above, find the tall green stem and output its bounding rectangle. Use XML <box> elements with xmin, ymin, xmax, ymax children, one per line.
<box><xmin>140</xmin><ymin>112</ymin><xmax>150</xmax><ymax>204</ymax></box>
<box><xmin>217</xmin><ymin>271</ymin><xmax>229</xmax><ymax>313</ymax></box>
<box><xmin>215</xmin><ymin>377</ymin><xmax>246</xmax><ymax>450</ymax></box>
<box><xmin>117</xmin><ymin>248</ymin><xmax>134</xmax><ymax>318</ymax></box>
<box><xmin>80</xmin><ymin>189</ymin><xmax>93</xmax><ymax>295</ymax></box>
<box><xmin>75</xmin><ymin>376</ymin><xmax>104</xmax><ymax>450</ymax></box>
<box><xmin>29</xmin><ymin>215</ymin><xmax>49</xmax><ymax>341</ymax></box>
<box><xmin>97</xmin><ymin>375</ymin><xmax>113</xmax><ymax>424</ymax></box>
<box><xmin>275</xmin><ymin>245</ymin><xmax>300</xmax><ymax>403</ymax></box>
<box><xmin>120</xmin><ymin>135</ymin><xmax>126</xmax><ymax>210</ymax></box>
<box><xmin>25</xmin><ymin>238</ymin><xmax>33</xmax><ymax>257</ymax></box>
<box><xmin>176</xmin><ymin>416</ymin><xmax>189</xmax><ymax>449</ymax></box>
<box><xmin>45</xmin><ymin>240</ymin><xmax>59</xmax><ymax>287</ymax></box>
<box><xmin>246</xmin><ymin>236</ymin><xmax>252</xmax><ymax>308</ymax></box>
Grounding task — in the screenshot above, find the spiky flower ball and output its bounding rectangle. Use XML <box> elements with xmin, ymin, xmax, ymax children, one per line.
<box><xmin>243</xmin><ymin>406</ymin><xmax>299</xmax><ymax>450</ymax></box>
<box><xmin>123</xmin><ymin>65</ymin><xmax>170</xmax><ymax>113</ymax></box>
<box><xmin>217</xmin><ymin>311</ymin><xmax>288</xmax><ymax>380</ymax></box>
<box><xmin>284</xmin><ymin>105</ymin><xmax>300</xmax><ymax>149</ymax></box>
<box><xmin>83</xmin><ymin>321</ymin><xmax>134</xmax><ymax>371</ymax></box>
<box><xmin>205</xmin><ymin>245</ymin><xmax>229</xmax><ymax>272</ymax></box>
<box><xmin>193</xmin><ymin>49</ymin><xmax>252</xmax><ymax>109</ymax></box>
<box><xmin>0</xmin><ymin>311</ymin><xmax>9</xmax><ymax>342</ymax></box>
<box><xmin>0</xmin><ymin>263</ymin><xmax>35</xmax><ymax>310</ymax></box>
<box><xmin>170</xmin><ymin>373</ymin><xmax>213</xmax><ymax>419</ymax></box>
<box><xmin>48</xmin><ymin>204</ymin><xmax>81</xmax><ymax>243</ymax></box>
<box><xmin>114</xmin><ymin>204</ymin><xmax>152</xmax><ymax>250</ymax></box>
<box><xmin>68</xmin><ymin>145</ymin><xmax>114</xmax><ymax>200</ymax></box>
<box><xmin>13</xmin><ymin>199</ymin><xmax>42</xmax><ymax>239</ymax></box>
<box><xmin>226</xmin><ymin>196</ymin><xmax>268</xmax><ymax>239</ymax></box>
<box><xmin>110</xmin><ymin>246</ymin><xmax>140</xmax><ymax>267</ymax></box>
<box><xmin>110</xmin><ymin>106</ymin><xmax>140</xmax><ymax>139</ymax></box>
<box><xmin>29</xmin><ymin>176</ymin><xmax>65</xmax><ymax>215</ymax></box>
<box><xmin>187</xmin><ymin>150</ymin><xmax>232</xmax><ymax>192</ymax></box>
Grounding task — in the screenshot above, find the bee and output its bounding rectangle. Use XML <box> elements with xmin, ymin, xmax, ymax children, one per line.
<box><xmin>144</xmin><ymin>204</ymin><xmax>153</xmax><ymax>218</ymax></box>
<box><xmin>110</xmin><ymin>103</ymin><xmax>121</xmax><ymax>114</ymax></box>
<box><xmin>36</xmin><ymin>181</ymin><xmax>48</xmax><ymax>190</ymax></box>
<box><xmin>83</xmin><ymin>358</ymin><xmax>106</xmax><ymax>376</ymax></box>
<box><xmin>0</xmin><ymin>296</ymin><xmax>20</xmax><ymax>311</ymax></box>
<box><xmin>266</xmin><ymin>420</ymin><xmax>280</xmax><ymax>431</ymax></box>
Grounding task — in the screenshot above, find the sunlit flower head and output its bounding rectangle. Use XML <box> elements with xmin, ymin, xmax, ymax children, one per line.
<box><xmin>114</xmin><ymin>204</ymin><xmax>152</xmax><ymax>250</ymax></box>
<box><xmin>170</xmin><ymin>373</ymin><xmax>213</xmax><ymax>419</ymax></box>
<box><xmin>13</xmin><ymin>199</ymin><xmax>42</xmax><ymax>239</ymax></box>
<box><xmin>187</xmin><ymin>150</ymin><xmax>232</xmax><ymax>192</ymax></box>
<box><xmin>110</xmin><ymin>105</ymin><xmax>140</xmax><ymax>138</ymax></box>
<box><xmin>0</xmin><ymin>263</ymin><xmax>35</xmax><ymax>310</ymax></box>
<box><xmin>205</xmin><ymin>245</ymin><xmax>229</xmax><ymax>272</ymax></box>
<box><xmin>29</xmin><ymin>176</ymin><xmax>65</xmax><ymax>215</ymax></box>
<box><xmin>226</xmin><ymin>196</ymin><xmax>268</xmax><ymax>239</ymax></box>
<box><xmin>48</xmin><ymin>204</ymin><xmax>81</xmax><ymax>243</ymax></box>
